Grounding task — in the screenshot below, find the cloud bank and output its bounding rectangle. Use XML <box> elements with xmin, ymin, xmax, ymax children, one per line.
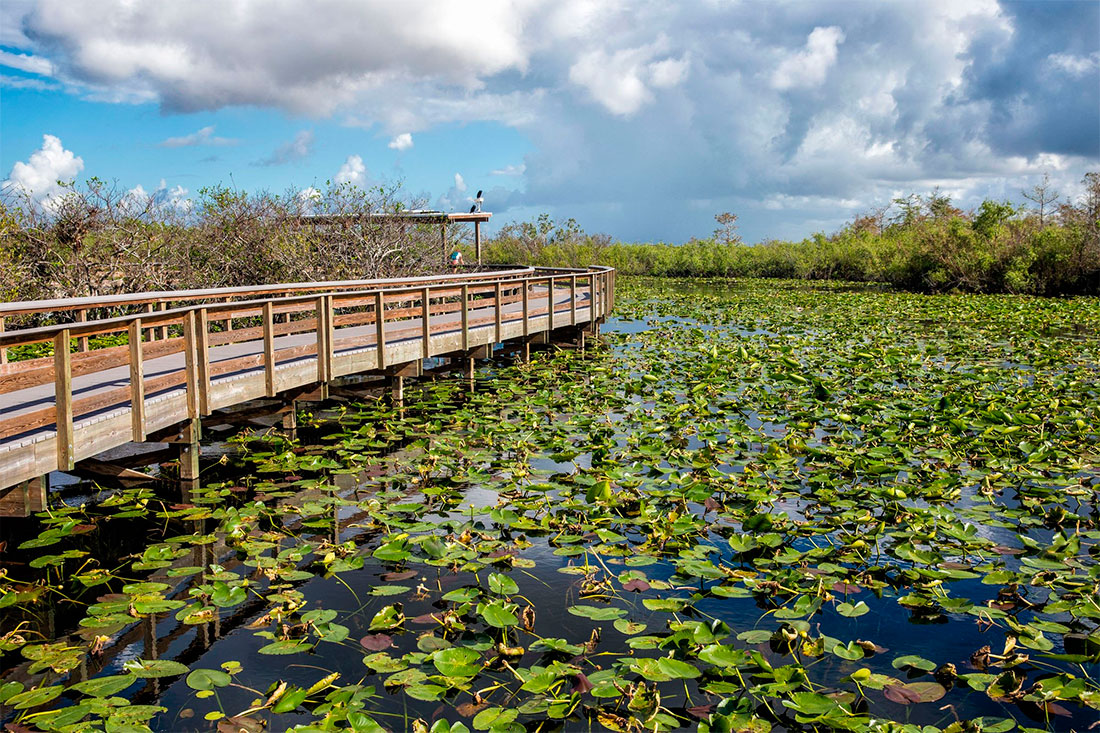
<box><xmin>5</xmin><ymin>0</ymin><xmax>1098</xmax><ymax>239</ymax></box>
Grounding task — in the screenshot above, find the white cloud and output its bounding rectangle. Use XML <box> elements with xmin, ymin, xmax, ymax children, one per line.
<box><xmin>21</xmin><ymin>0</ymin><xmax>535</xmax><ymax>115</ymax></box>
<box><xmin>159</xmin><ymin>125</ymin><xmax>237</xmax><ymax>148</ymax></box>
<box><xmin>1047</xmin><ymin>52</ymin><xmax>1099</xmax><ymax>77</ymax></box>
<box><xmin>255</xmin><ymin>130</ymin><xmax>313</xmax><ymax>166</ymax></box>
<box><xmin>0</xmin><ymin>49</ymin><xmax>54</xmax><ymax>76</ymax></box>
<box><xmin>2</xmin><ymin>134</ymin><xmax>84</xmax><ymax>205</ymax></box>
<box><xmin>437</xmin><ymin>172</ymin><xmax>474</xmax><ymax>211</ymax></box>
<box><xmin>568</xmin><ymin>39</ymin><xmax>687</xmax><ymax>116</ymax></box>
<box><xmin>297</xmin><ymin>186</ymin><xmax>322</xmax><ymax>214</ymax></box>
<box><xmin>771</xmin><ymin>26</ymin><xmax>846</xmax><ymax>90</ymax></box>
<box><xmin>491</xmin><ymin>164</ymin><xmax>526</xmax><ymax>176</ymax></box>
<box><xmin>387</xmin><ymin>132</ymin><xmax>413</xmax><ymax>151</ymax></box>
<box><xmin>123</xmin><ymin>179</ymin><xmax>192</xmax><ymax>215</ymax></box>
<box><xmin>335</xmin><ymin>155</ymin><xmax>367</xmax><ymax>186</ymax></box>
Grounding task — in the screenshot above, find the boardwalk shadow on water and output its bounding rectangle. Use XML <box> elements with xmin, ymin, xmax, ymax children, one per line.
<box><xmin>2</xmin><ymin>278</ymin><xmax>1099</xmax><ymax>732</ymax></box>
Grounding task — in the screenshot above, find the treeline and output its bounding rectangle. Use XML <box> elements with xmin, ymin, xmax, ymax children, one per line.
<box><xmin>484</xmin><ymin>173</ymin><xmax>1100</xmax><ymax>295</ymax></box>
<box><xmin>0</xmin><ymin>179</ymin><xmax>456</xmax><ymax>305</ymax></box>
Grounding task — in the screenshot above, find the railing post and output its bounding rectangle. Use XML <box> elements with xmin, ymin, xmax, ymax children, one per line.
<box><xmin>570</xmin><ymin>275</ymin><xmax>577</xmax><ymax>326</ymax></box>
<box><xmin>522</xmin><ymin>280</ymin><xmax>530</xmax><ymax>336</ymax></box>
<box><xmin>77</xmin><ymin>309</ymin><xmax>89</xmax><ymax>352</ymax></box>
<box><xmin>54</xmin><ymin>329</ymin><xmax>74</xmax><ymax>470</ymax></box>
<box><xmin>421</xmin><ymin>287</ymin><xmax>431</xmax><ymax>359</ymax></box>
<box><xmin>0</xmin><ymin>316</ymin><xmax>6</xmax><ymax>365</ymax></box>
<box><xmin>461</xmin><ymin>284</ymin><xmax>469</xmax><ymax>351</ymax></box>
<box><xmin>144</xmin><ymin>303</ymin><xmax>156</xmax><ymax>340</ymax></box>
<box><xmin>182</xmin><ymin>312</ymin><xmax>199</xmax><ymax>420</ymax></box>
<box><xmin>374</xmin><ymin>291</ymin><xmax>386</xmax><ymax>369</ymax></box>
<box><xmin>263</xmin><ymin>301</ymin><xmax>275</xmax><ymax>397</ymax></box>
<box><xmin>317</xmin><ymin>296</ymin><xmax>333</xmax><ymax>383</ymax></box>
<box><xmin>157</xmin><ymin>302</ymin><xmax>168</xmax><ymax>341</ymax></box>
<box><xmin>197</xmin><ymin>308</ymin><xmax>212</xmax><ymax>414</ymax></box>
<box><xmin>494</xmin><ymin>281</ymin><xmax>502</xmax><ymax>342</ymax></box>
<box><xmin>128</xmin><ymin>319</ymin><xmax>145</xmax><ymax>442</ymax></box>
<box><xmin>548</xmin><ymin>277</ymin><xmax>555</xmax><ymax>331</ymax></box>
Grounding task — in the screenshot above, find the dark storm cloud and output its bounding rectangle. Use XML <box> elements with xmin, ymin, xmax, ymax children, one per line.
<box><xmin>959</xmin><ymin>1</ymin><xmax>1099</xmax><ymax>159</ymax></box>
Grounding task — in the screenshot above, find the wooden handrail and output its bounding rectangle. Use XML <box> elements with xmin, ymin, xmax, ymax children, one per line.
<box><xmin>0</xmin><ymin>267</ymin><xmax>608</xmax><ymax>350</ymax></box>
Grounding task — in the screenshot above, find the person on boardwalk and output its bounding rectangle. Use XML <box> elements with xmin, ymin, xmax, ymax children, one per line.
<box><xmin>450</xmin><ymin>248</ymin><xmax>464</xmax><ymax>271</ymax></box>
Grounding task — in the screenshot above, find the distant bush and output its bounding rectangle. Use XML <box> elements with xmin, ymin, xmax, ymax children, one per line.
<box><xmin>0</xmin><ymin>179</ymin><xmax>456</xmax><ymax>306</ymax></box>
<box><xmin>484</xmin><ymin>173</ymin><xmax>1100</xmax><ymax>295</ymax></box>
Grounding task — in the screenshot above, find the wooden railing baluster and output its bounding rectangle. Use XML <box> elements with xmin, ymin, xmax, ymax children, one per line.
<box><xmin>495</xmin><ymin>281</ymin><xmax>502</xmax><ymax>342</ymax></box>
<box><xmin>570</xmin><ymin>275</ymin><xmax>577</xmax><ymax>326</ymax></box>
<box><xmin>522</xmin><ymin>280</ymin><xmax>530</xmax><ymax>336</ymax></box>
<box><xmin>421</xmin><ymin>287</ymin><xmax>431</xmax><ymax>359</ymax></box>
<box><xmin>182</xmin><ymin>312</ymin><xmax>199</xmax><ymax>420</ymax></box>
<box><xmin>548</xmin><ymin>277</ymin><xmax>555</xmax><ymax>330</ymax></box>
<box><xmin>77</xmin><ymin>309</ymin><xmax>89</xmax><ymax>352</ymax></box>
<box><xmin>461</xmin><ymin>284</ymin><xmax>470</xmax><ymax>351</ymax></box>
<box><xmin>128</xmin><ymin>318</ymin><xmax>145</xmax><ymax>442</ymax></box>
<box><xmin>374</xmin><ymin>291</ymin><xmax>385</xmax><ymax>369</ymax></box>
<box><xmin>263</xmin><ymin>301</ymin><xmax>275</xmax><ymax>397</ymax></box>
<box><xmin>54</xmin><ymin>329</ymin><xmax>74</xmax><ymax>470</ymax></box>
<box><xmin>196</xmin><ymin>308</ymin><xmax>211</xmax><ymax>415</ymax></box>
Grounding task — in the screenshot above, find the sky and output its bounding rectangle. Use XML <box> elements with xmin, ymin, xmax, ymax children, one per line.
<box><xmin>1</xmin><ymin>0</ymin><xmax>1098</xmax><ymax>243</ymax></box>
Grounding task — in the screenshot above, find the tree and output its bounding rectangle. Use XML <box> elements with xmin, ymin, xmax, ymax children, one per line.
<box><xmin>713</xmin><ymin>212</ymin><xmax>742</xmax><ymax>246</ymax></box>
<box><xmin>1022</xmin><ymin>173</ymin><xmax>1059</xmax><ymax>227</ymax></box>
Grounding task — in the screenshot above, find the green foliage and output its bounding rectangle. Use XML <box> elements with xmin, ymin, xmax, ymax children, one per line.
<box><xmin>486</xmin><ymin>174</ymin><xmax>1100</xmax><ymax>294</ymax></box>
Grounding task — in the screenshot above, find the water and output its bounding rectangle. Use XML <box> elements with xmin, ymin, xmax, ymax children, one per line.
<box><xmin>2</xmin><ymin>278</ymin><xmax>1098</xmax><ymax>732</ymax></box>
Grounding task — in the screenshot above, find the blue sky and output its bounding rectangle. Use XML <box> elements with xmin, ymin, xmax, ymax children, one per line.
<box><xmin>2</xmin><ymin>0</ymin><xmax>1098</xmax><ymax>243</ymax></box>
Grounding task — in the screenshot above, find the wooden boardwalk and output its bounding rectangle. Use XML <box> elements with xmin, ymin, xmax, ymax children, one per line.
<box><xmin>0</xmin><ymin>266</ymin><xmax>614</xmax><ymax>513</ymax></box>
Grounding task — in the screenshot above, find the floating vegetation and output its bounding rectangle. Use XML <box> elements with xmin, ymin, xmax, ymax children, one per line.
<box><xmin>2</xmin><ymin>278</ymin><xmax>1098</xmax><ymax>732</ymax></box>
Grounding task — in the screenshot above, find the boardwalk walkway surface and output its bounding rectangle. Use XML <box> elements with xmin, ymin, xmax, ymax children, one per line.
<box><xmin>0</xmin><ymin>265</ymin><xmax>615</xmax><ymax>510</ymax></box>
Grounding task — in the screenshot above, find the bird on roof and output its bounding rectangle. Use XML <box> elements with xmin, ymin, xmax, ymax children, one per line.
<box><xmin>469</xmin><ymin>204</ymin><xmax>477</xmax><ymax>213</ymax></box>
<box><xmin>475</xmin><ymin>190</ymin><xmax>484</xmax><ymax>212</ymax></box>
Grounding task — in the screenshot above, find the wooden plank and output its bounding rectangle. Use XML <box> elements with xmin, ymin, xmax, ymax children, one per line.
<box><xmin>421</xmin><ymin>287</ymin><xmax>431</xmax><ymax>358</ymax></box>
<box><xmin>128</xmin><ymin>318</ymin><xmax>145</xmax><ymax>441</ymax></box>
<box><xmin>0</xmin><ymin>337</ymin><xmax>183</xmax><ymax>395</ymax></box>
<box><xmin>1</xmin><ymin>316</ymin><xmax>6</xmax><ymax>364</ymax></box>
<box><xmin>263</xmin><ymin>301</ymin><xmax>275</xmax><ymax>397</ymax></box>
<box><xmin>74</xmin><ymin>458</ymin><xmax>154</xmax><ymax>483</ymax></box>
<box><xmin>54</xmin><ymin>329</ymin><xmax>74</xmax><ymax>470</ymax></box>
<box><xmin>375</xmin><ymin>291</ymin><xmax>385</xmax><ymax>369</ymax></box>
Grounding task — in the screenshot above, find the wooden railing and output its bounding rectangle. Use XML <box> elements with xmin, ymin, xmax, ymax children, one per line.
<box><xmin>0</xmin><ymin>265</ymin><xmax>615</xmax><ymax>492</ymax></box>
